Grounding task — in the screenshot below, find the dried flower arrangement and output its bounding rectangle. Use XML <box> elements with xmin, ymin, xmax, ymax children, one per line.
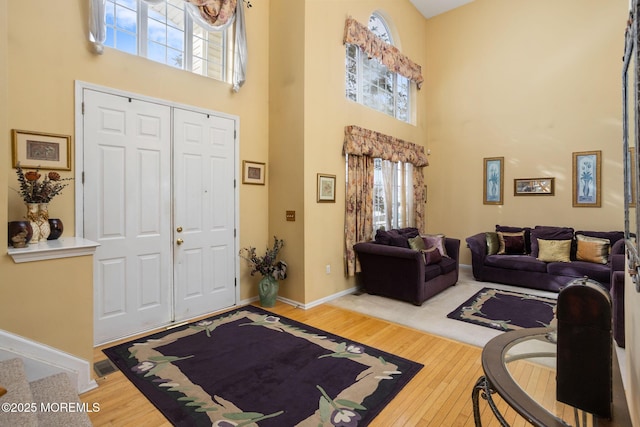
<box><xmin>239</xmin><ymin>236</ymin><xmax>288</xmax><ymax>280</ymax></box>
<box><xmin>14</xmin><ymin>163</ymin><xmax>72</xmax><ymax>204</ymax></box>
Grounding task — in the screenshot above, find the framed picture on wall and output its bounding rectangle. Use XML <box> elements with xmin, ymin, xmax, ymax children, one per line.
<box><xmin>317</xmin><ymin>174</ymin><xmax>336</xmax><ymax>203</ymax></box>
<box><xmin>572</xmin><ymin>150</ymin><xmax>601</xmax><ymax>207</ymax></box>
<box><xmin>12</xmin><ymin>129</ymin><xmax>71</xmax><ymax>170</ymax></box>
<box><xmin>483</xmin><ymin>157</ymin><xmax>504</xmax><ymax>205</ymax></box>
<box><xmin>514</xmin><ymin>178</ymin><xmax>555</xmax><ymax>196</ymax></box>
<box><xmin>242</xmin><ymin>160</ymin><xmax>266</xmax><ymax>185</ymax></box>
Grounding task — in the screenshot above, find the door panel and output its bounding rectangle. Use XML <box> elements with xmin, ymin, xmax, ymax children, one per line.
<box><xmin>173</xmin><ymin>108</ymin><xmax>236</xmax><ymax>320</ymax></box>
<box><xmin>84</xmin><ymin>90</ymin><xmax>172</xmax><ymax>345</ymax></box>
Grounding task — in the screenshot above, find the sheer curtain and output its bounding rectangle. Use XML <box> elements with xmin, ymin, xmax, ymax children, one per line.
<box><xmin>344</xmin><ymin>125</ymin><xmax>427</xmax><ymax>276</ymax></box>
<box><xmin>88</xmin><ymin>0</ymin><xmax>247</xmax><ymax>91</ymax></box>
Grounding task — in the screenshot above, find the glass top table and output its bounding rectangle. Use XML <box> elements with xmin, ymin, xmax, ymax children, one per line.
<box><xmin>472</xmin><ymin>327</ymin><xmax>632</xmax><ymax>427</ymax></box>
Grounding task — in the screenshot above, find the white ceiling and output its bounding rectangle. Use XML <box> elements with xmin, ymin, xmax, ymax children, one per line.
<box><xmin>409</xmin><ymin>0</ymin><xmax>475</xmax><ymax>19</ymax></box>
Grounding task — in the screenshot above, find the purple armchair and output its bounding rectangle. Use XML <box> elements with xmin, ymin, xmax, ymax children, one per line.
<box><xmin>353</xmin><ymin>237</ymin><xmax>460</xmax><ymax>306</ymax></box>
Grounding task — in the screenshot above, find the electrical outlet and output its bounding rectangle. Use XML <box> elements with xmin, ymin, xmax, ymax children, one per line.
<box><xmin>326</xmin><ymin>264</ymin><xmax>331</xmax><ymax>274</ymax></box>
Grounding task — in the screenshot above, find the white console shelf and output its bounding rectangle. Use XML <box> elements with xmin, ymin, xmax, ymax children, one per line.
<box><xmin>8</xmin><ymin>237</ymin><xmax>99</xmax><ymax>263</ymax></box>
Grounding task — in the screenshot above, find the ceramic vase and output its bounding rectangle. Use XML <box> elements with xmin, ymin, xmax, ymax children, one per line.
<box><xmin>47</xmin><ymin>218</ymin><xmax>64</xmax><ymax>240</ymax></box>
<box><xmin>25</xmin><ymin>203</ymin><xmax>41</xmax><ymax>243</ymax></box>
<box><xmin>8</xmin><ymin>221</ymin><xmax>33</xmax><ymax>247</ymax></box>
<box><xmin>258</xmin><ymin>274</ymin><xmax>279</xmax><ymax>308</ymax></box>
<box><xmin>37</xmin><ymin>203</ymin><xmax>50</xmax><ymax>241</ymax></box>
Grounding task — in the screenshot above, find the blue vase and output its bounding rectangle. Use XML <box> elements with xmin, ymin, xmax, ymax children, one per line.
<box><xmin>258</xmin><ymin>275</ymin><xmax>279</xmax><ymax>307</ymax></box>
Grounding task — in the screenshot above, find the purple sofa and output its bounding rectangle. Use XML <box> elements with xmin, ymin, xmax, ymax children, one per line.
<box><xmin>466</xmin><ymin>225</ymin><xmax>625</xmax><ymax>293</ymax></box>
<box><xmin>353</xmin><ymin>228</ymin><xmax>460</xmax><ymax>306</ymax></box>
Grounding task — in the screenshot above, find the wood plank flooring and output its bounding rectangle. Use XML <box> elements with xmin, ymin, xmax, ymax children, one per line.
<box><xmin>80</xmin><ymin>302</ymin><xmax>559</xmax><ymax>426</ymax></box>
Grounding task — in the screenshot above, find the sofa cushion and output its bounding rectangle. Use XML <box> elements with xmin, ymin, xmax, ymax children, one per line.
<box><xmin>576</xmin><ymin>234</ymin><xmax>610</xmax><ymax>264</ymax></box>
<box><xmin>485</xmin><ymin>254</ymin><xmax>548</xmax><ymax>273</ymax></box>
<box><xmin>575</xmin><ymin>230</ymin><xmax>624</xmax><ymax>245</ymax></box>
<box><xmin>497</xmin><ymin>231</ymin><xmax>527</xmax><ymax>254</ymax></box>
<box><xmin>537</xmin><ymin>239</ymin><xmax>572</xmax><ymax>262</ymax></box>
<box><xmin>421</xmin><ymin>246</ymin><xmax>442</xmax><ymax>265</ymax></box>
<box><xmin>530</xmin><ymin>226</ymin><xmax>574</xmax><ymax>257</ymax></box>
<box><xmin>424</xmin><ymin>263</ymin><xmax>442</xmax><ymax>281</ymax></box>
<box><xmin>547</xmin><ymin>261</ymin><xmax>611</xmax><ymax>286</ymax></box>
<box><xmin>422</xmin><ymin>234</ymin><xmax>448</xmax><ymax>257</ymax></box>
<box><xmin>375</xmin><ymin>229</ymin><xmax>410</xmax><ymax>248</ymax></box>
<box><xmin>486</xmin><ymin>232</ymin><xmax>500</xmax><ymax>255</ymax></box>
<box><xmin>408</xmin><ymin>235</ymin><xmax>426</xmax><ymax>251</ymax></box>
<box><xmin>496</xmin><ymin>225</ymin><xmax>532</xmax><ymax>253</ymax></box>
<box><xmin>439</xmin><ymin>256</ymin><xmax>457</xmax><ymax>274</ymax></box>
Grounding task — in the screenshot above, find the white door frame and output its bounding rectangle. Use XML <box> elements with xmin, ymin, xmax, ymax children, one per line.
<box><xmin>74</xmin><ymin>80</ymin><xmax>241</xmax><ymax>329</ymax></box>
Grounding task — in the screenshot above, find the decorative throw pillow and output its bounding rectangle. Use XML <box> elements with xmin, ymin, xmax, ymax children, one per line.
<box><xmin>530</xmin><ymin>226</ymin><xmax>574</xmax><ymax>258</ymax></box>
<box><xmin>422</xmin><ymin>234</ymin><xmax>448</xmax><ymax>257</ymax></box>
<box><xmin>537</xmin><ymin>239</ymin><xmax>572</xmax><ymax>262</ymax></box>
<box><xmin>485</xmin><ymin>232</ymin><xmax>500</xmax><ymax>255</ymax></box>
<box><xmin>408</xmin><ymin>235</ymin><xmax>426</xmax><ymax>251</ymax></box>
<box><xmin>422</xmin><ymin>246</ymin><xmax>442</xmax><ymax>265</ymax></box>
<box><xmin>497</xmin><ymin>231</ymin><xmax>526</xmax><ymax>255</ymax></box>
<box><xmin>576</xmin><ymin>234</ymin><xmax>610</xmax><ymax>264</ymax></box>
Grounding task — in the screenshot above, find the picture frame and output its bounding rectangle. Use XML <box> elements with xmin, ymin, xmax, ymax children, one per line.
<box><xmin>627</xmin><ymin>147</ymin><xmax>636</xmax><ymax>208</ymax></box>
<box><xmin>514</xmin><ymin>178</ymin><xmax>555</xmax><ymax>196</ymax></box>
<box><xmin>242</xmin><ymin>160</ymin><xmax>266</xmax><ymax>185</ymax></box>
<box><xmin>483</xmin><ymin>157</ymin><xmax>504</xmax><ymax>205</ymax></box>
<box><xmin>572</xmin><ymin>150</ymin><xmax>601</xmax><ymax>207</ymax></box>
<box><xmin>12</xmin><ymin>129</ymin><xmax>71</xmax><ymax>170</ymax></box>
<box><xmin>317</xmin><ymin>174</ymin><xmax>336</xmax><ymax>203</ymax></box>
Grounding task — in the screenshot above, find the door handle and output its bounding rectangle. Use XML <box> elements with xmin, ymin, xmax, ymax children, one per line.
<box><xmin>176</xmin><ymin>226</ymin><xmax>183</xmax><ymax>233</ymax></box>
<box><xmin>176</xmin><ymin>238</ymin><xmax>184</xmax><ymax>246</ymax></box>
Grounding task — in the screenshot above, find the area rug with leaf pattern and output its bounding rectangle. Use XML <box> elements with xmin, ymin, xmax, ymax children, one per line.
<box><xmin>103</xmin><ymin>305</ymin><xmax>423</xmax><ymax>427</ymax></box>
<box><xmin>446</xmin><ymin>287</ymin><xmax>557</xmax><ymax>332</ymax></box>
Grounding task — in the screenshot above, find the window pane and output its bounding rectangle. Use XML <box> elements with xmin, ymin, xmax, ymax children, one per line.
<box><xmin>104</xmin><ymin>0</ymin><xmax>227</xmax><ymax>83</ymax></box>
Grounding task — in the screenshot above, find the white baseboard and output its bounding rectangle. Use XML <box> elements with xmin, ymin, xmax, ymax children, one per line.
<box><xmin>0</xmin><ymin>330</ymin><xmax>97</xmax><ymax>393</ymax></box>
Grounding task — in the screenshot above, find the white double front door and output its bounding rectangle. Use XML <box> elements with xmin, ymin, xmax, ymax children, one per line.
<box><xmin>81</xmin><ymin>88</ymin><xmax>237</xmax><ymax>345</ymax></box>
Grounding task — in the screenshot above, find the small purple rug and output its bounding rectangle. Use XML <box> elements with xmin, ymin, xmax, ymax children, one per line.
<box><xmin>447</xmin><ymin>287</ymin><xmax>557</xmax><ymax>332</ymax></box>
<box><xmin>103</xmin><ymin>305</ymin><xmax>422</xmax><ymax>427</ymax></box>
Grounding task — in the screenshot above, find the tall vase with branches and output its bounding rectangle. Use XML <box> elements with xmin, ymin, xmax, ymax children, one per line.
<box><xmin>239</xmin><ymin>236</ymin><xmax>288</xmax><ymax>307</ymax></box>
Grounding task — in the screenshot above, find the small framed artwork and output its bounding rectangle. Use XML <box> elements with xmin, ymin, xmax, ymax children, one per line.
<box><xmin>12</xmin><ymin>129</ymin><xmax>71</xmax><ymax>170</ymax></box>
<box><xmin>242</xmin><ymin>160</ymin><xmax>266</xmax><ymax>185</ymax></box>
<box><xmin>483</xmin><ymin>157</ymin><xmax>504</xmax><ymax>205</ymax></box>
<box><xmin>572</xmin><ymin>150</ymin><xmax>601</xmax><ymax>207</ymax></box>
<box><xmin>514</xmin><ymin>178</ymin><xmax>555</xmax><ymax>196</ymax></box>
<box><xmin>317</xmin><ymin>174</ymin><xmax>336</xmax><ymax>203</ymax></box>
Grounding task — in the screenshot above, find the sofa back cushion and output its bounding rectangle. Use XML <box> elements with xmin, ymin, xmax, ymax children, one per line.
<box><xmin>497</xmin><ymin>231</ymin><xmax>527</xmax><ymax>255</ymax></box>
<box><xmin>576</xmin><ymin>234</ymin><xmax>610</xmax><ymax>264</ymax></box>
<box><xmin>496</xmin><ymin>225</ymin><xmax>532</xmax><ymax>253</ymax></box>
<box><xmin>530</xmin><ymin>226</ymin><xmax>574</xmax><ymax>258</ymax></box>
<box><xmin>375</xmin><ymin>227</ymin><xmax>419</xmax><ymax>248</ymax></box>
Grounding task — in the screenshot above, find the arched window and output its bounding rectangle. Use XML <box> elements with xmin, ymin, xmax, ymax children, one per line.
<box><xmin>345</xmin><ymin>13</ymin><xmax>411</xmax><ymax>123</ymax></box>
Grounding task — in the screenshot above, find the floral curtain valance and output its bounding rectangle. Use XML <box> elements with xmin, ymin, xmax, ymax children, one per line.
<box><xmin>185</xmin><ymin>0</ymin><xmax>236</xmax><ymax>27</ymax></box>
<box><xmin>343</xmin><ymin>17</ymin><xmax>424</xmax><ymax>89</ymax></box>
<box><xmin>343</xmin><ymin>125</ymin><xmax>429</xmax><ymax>167</ymax></box>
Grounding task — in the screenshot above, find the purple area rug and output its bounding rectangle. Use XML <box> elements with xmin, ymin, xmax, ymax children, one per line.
<box><xmin>103</xmin><ymin>305</ymin><xmax>422</xmax><ymax>427</ymax></box>
<box><xmin>447</xmin><ymin>287</ymin><xmax>557</xmax><ymax>332</ymax></box>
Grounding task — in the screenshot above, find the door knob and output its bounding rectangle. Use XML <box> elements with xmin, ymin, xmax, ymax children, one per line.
<box><xmin>176</xmin><ymin>226</ymin><xmax>183</xmax><ymax>233</ymax></box>
<box><xmin>176</xmin><ymin>238</ymin><xmax>184</xmax><ymax>246</ymax></box>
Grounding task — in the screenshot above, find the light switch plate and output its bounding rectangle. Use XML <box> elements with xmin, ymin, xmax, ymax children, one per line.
<box><xmin>286</xmin><ymin>210</ymin><xmax>295</xmax><ymax>221</ymax></box>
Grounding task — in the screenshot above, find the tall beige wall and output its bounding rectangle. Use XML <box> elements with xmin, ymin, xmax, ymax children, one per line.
<box><xmin>426</xmin><ymin>0</ymin><xmax>637</xmax><ymax>422</ymax></box>
<box><xmin>300</xmin><ymin>0</ymin><xmax>430</xmax><ymax>303</ymax></box>
<box><xmin>1</xmin><ymin>1</ymin><xmax>270</xmax><ymax>362</ymax></box>
<box><xmin>425</xmin><ymin>0</ymin><xmax>627</xmax><ymax>264</ymax></box>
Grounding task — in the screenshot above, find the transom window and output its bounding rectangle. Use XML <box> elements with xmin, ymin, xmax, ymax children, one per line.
<box><xmin>345</xmin><ymin>13</ymin><xmax>411</xmax><ymax>123</ymax></box>
<box><xmin>105</xmin><ymin>0</ymin><xmax>229</xmax><ymax>81</ymax></box>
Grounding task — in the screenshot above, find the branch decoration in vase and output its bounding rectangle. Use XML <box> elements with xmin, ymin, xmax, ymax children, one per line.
<box><xmin>239</xmin><ymin>236</ymin><xmax>288</xmax><ymax>307</ymax></box>
<box><xmin>13</xmin><ymin>163</ymin><xmax>72</xmax><ymax>243</ymax></box>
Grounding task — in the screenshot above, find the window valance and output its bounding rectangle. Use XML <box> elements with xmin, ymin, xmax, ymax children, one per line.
<box><xmin>343</xmin><ymin>125</ymin><xmax>429</xmax><ymax>167</ymax></box>
<box><xmin>343</xmin><ymin>17</ymin><xmax>424</xmax><ymax>89</ymax></box>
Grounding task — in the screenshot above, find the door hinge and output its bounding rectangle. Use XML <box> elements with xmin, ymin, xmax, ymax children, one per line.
<box><xmin>81</xmin><ymin>102</ymin><xmax>84</xmax><ymax>115</ymax></box>
<box><xmin>234</xmin><ymin>129</ymin><xmax>237</xmax><ymax>139</ymax></box>
<box><xmin>234</xmin><ymin>278</ymin><xmax>237</xmax><ymax>288</ymax></box>
<box><xmin>234</xmin><ymin>228</ymin><xmax>236</xmax><ymax>238</ymax></box>
<box><xmin>82</xmin><ymin>171</ymin><xmax>85</xmax><ymax>184</ymax></box>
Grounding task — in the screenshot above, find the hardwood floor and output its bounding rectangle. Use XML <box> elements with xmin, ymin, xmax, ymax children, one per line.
<box><xmin>80</xmin><ymin>302</ymin><xmax>557</xmax><ymax>426</ymax></box>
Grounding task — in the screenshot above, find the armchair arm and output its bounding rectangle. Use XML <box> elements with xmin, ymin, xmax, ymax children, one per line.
<box><xmin>466</xmin><ymin>233</ymin><xmax>488</xmax><ymax>280</ymax></box>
